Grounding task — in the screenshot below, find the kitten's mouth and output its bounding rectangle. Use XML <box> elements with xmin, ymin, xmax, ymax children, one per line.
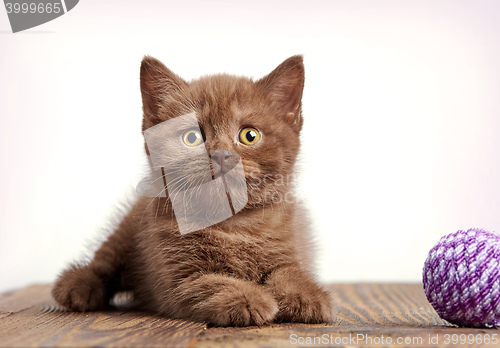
<box><xmin>213</xmin><ymin>166</ymin><xmax>229</xmax><ymax>179</ymax></box>
<box><xmin>213</xmin><ymin>169</ymin><xmax>221</xmax><ymax>179</ymax></box>
<box><xmin>212</xmin><ymin>160</ymin><xmax>236</xmax><ymax>178</ymax></box>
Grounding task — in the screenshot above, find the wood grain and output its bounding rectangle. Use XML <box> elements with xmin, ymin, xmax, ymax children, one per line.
<box><xmin>0</xmin><ymin>283</ymin><xmax>498</xmax><ymax>347</ymax></box>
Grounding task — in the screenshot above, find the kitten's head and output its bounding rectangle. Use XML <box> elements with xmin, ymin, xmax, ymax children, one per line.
<box><xmin>140</xmin><ymin>55</ymin><xmax>304</xmax><ymax>211</ymax></box>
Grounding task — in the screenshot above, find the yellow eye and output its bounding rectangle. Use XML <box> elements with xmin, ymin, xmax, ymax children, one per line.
<box><xmin>182</xmin><ymin>129</ymin><xmax>203</xmax><ymax>147</ymax></box>
<box><xmin>239</xmin><ymin>127</ymin><xmax>261</xmax><ymax>146</ymax></box>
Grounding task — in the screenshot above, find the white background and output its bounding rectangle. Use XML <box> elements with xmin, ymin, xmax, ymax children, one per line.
<box><xmin>1</xmin><ymin>0</ymin><xmax>499</xmax><ymax>292</ymax></box>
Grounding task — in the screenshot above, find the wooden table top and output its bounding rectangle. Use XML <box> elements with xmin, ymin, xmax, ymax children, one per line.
<box><xmin>0</xmin><ymin>283</ymin><xmax>498</xmax><ymax>347</ymax></box>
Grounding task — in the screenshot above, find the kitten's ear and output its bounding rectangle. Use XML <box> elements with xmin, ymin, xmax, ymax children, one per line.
<box><xmin>140</xmin><ymin>56</ymin><xmax>187</xmax><ymax>130</ymax></box>
<box><xmin>257</xmin><ymin>55</ymin><xmax>305</xmax><ymax>130</ymax></box>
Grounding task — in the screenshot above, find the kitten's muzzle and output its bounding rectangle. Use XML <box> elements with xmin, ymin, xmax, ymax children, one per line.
<box><xmin>210</xmin><ymin>150</ymin><xmax>240</xmax><ymax>177</ymax></box>
<box><xmin>210</xmin><ymin>149</ymin><xmax>232</xmax><ymax>167</ymax></box>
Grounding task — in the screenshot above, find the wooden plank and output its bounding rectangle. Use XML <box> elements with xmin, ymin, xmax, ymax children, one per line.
<box><xmin>194</xmin><ymin>284</ymin><xmax>500</xmax><ymax>347</ymax></box>
<box><xmin>0</xmin><ymin>284</ymin><xmax>53</xmax><ymax>314</ymax></box>
<box><xmin>0</xmin><ymin>284</ymin><xmax>206</xmax><ymax>347</ymax></box>
<box><xmin>330</xmin><ymin>283</ymin><xmax>450</xmax><ymax>326</ymax></box>
<box><xmin>0</xmin><ymin>306</ymin><xmax>206</xmax><ymax>347</ymax></box>
<box><xmin>0</xmin><ymin>283</ymin><xmax>498</xmax><ymax>347</ymax></box>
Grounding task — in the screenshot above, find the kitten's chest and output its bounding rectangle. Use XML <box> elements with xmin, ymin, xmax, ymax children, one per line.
<box><xmin>182</xmin><ymin>232</ymin><xmax>291</xmax><ymax>280</ymax></box>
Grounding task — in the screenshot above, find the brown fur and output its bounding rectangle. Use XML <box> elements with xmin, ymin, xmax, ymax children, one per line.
<box><xmin>52</xmin><ymin>55</ymin><xmax>334</xmax><ymax>326</ymax></box>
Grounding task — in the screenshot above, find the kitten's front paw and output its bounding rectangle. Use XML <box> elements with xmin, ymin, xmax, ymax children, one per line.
<box><xmin>52</xmin><ymin>265</ymin><xmax>107</xmax><ymax>311</ymax></box>
<box><xmin>195</xmin><ymin>286</ymin><xmax>279</xmax><ymax>327</ymax></box>
<box><xmin>276</xmin><ymin>286</ymin><xmax>334</xmax><ymax>324</ymax></box>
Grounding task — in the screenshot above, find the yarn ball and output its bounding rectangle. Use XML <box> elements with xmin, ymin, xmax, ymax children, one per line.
<box><xmin>423</xmin><ymin>228</ymin><xmax>500</xmax><ymax>328</ymax></box>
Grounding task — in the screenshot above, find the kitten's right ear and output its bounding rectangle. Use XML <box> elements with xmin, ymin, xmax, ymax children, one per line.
<box><xmin>140</xmin><ymin>56</ymin><xmax>187</xmax><ymax>130</ymax></box>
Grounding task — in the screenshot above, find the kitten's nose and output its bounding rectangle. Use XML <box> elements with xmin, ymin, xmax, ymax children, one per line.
<box><xmin>210</xmin><ymin>150</ymin><xmax>232</xmax><ymax>166</ymax></box>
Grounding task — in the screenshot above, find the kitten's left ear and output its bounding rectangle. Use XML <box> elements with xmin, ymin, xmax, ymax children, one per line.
<box><xmin>257</xmin><ymin>55</ymin><xmax>305</xmax><ymax>131</ymax></box>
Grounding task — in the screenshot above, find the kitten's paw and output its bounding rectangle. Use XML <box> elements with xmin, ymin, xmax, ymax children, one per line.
<box><xmin>195</xmin><ymin>285</ymin><xmax>279</xmax><ymax>326</ymax></box>
<box><xmin>52</xmin><ymin>265</ymin><xmax>107</xmax><ymax>311</ymax></box>
<box><xmin>276</xmin><ymin>286</ymin><xmax>334</xmax><ymax>324</ymax></box>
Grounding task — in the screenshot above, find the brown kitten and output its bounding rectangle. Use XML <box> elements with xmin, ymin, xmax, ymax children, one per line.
<box><xmin>52</xmin><ymin>55</ymin><xmax>334</xmax><ymax>326</ymax></box>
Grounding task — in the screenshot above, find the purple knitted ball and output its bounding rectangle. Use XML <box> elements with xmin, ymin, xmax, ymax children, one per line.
<box><xmin>423</xmin><ymin>228</ymin><xmax>500</xmax><ymax>327</ymax></box>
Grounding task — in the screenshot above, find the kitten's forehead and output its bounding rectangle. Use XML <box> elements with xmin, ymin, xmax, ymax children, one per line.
<box><xmin>191</xmin><ymin>75</ymin><xmax>256</xmax><ymax>132</ymax></box>
<box><xmin>198</xmin><ymin>103</ymin><xmax>245</xmax><ymax>132</ymax></box>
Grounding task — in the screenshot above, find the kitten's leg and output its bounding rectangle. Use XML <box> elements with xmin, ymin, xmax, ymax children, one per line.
<box><xmin>266</xmin><ymin>267</ymin><xmax>334</xmax><ymax>323</ymax></box>
<box><xmin>52</xmin><ymin>216</ymin><xmax>135</xmax><ymax>311</ymax></box>
<box><xmin>166</xmin><ymin>274</ymin><xmax>279</xmax><ymax>326</ymax></box>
